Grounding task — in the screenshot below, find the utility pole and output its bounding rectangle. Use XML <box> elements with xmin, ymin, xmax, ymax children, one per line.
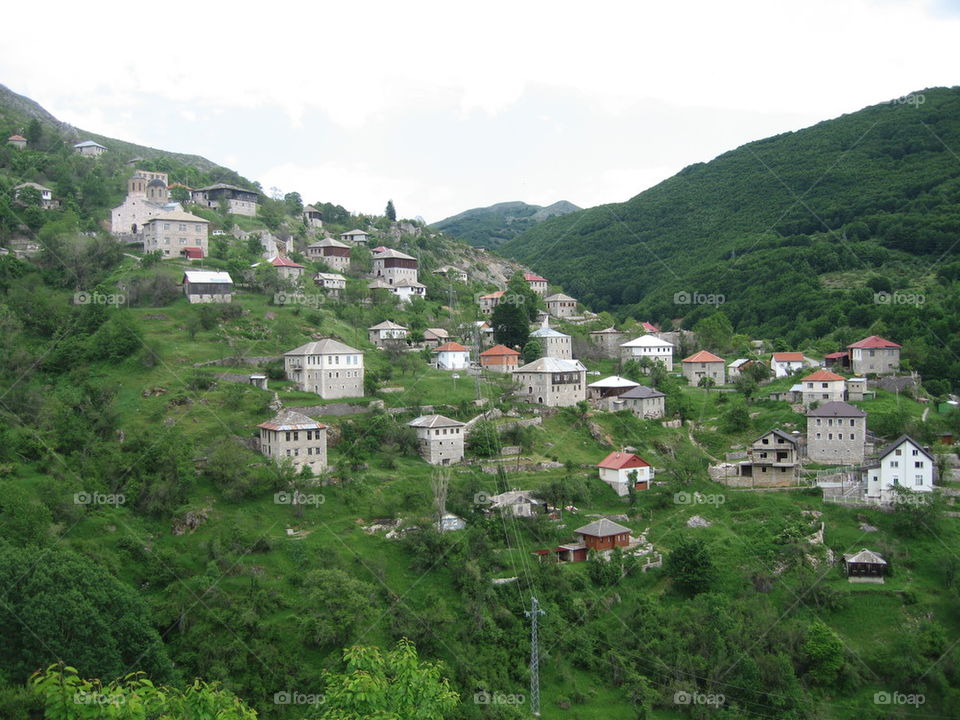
<box><xmin>526</xmin><ymin>596</ymin><xmax>545</xmax><ymax>716</ymax></box>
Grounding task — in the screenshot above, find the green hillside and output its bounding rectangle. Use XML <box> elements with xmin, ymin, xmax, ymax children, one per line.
<box><xmin>500</xmin><ymin>87</ymin><xmax>960</xmax><ymax>390</ymax></box>
<box><xmin>432</xmin><ymin>200</ymin><xmax>580</xmax><ymax>249</ymax></box>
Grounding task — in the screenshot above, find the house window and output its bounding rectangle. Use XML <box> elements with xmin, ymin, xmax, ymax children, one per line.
<box><xmin>895</xmin><ymin>449</ymin><xmax>902</xmax><ymax>456</ymax></box>
<box><xmin>890</xmin><ymin>461</ymin><xmax>898</xmax><ymax>468</ymax></box>
<box><xmin>911</xmin><ymin>449</ymin><xmax>919</xmax><ymax>456</ymax></box>
<box><xmin>915</xmin><ymin>461</ymin><xmax>924</xmax><ymax>468</ymax></box>
<box><xmin>915</xmin><ymin>475</ymin><xmax>923</xmax><ymax>485</ymax></box>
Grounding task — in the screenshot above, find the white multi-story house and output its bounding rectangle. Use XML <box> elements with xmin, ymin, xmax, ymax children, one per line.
<box><xmin>524</xmin><ymin>272</ymin><xmax>548</xmax><ymax>295</ymax></box>
<box><xmin>314</xmin><ymin>272</ymin><xmax>346</xmax><ymax>296</ymax></box>
<box><xmin>340</xmin><ymin>229</ymin><xmax>370</xmax><ymax>245</ymax></box>
<box><xmin>864</xmin><ymin>435</ymin><xmax>935</xmax><ymax>503</ymax></box>
<box><xmin>621</xmin><ymin>335</ymin><xmax>675</xmax><ymax>370</ymax></box>
<box><xmin>257</xmin><ymin>409</ymin><xmax>327</xmax><ymax>474</ymax></box>
<box><xmin>368</xmin><ymin>320</ymin><xmax>408</xmax><ymax>346</ymax></box>
<box><xmin>800</xmin><ymin>369</ymin><xmax>846</xmax><ymax>408</ymax></box>
<box><xmin>284</xmin><ymin>339</ymin><xmax>364</xmax><ymax>399</ymax></box>
<box><xmin>596</xmin><ymin>451</ymin><xmax>653</xmax><ymax>496</ymax></box>
<box><xmin>142</xmin><ymin>210</ymin><xmax>209</xmax><ymax>259</ymax></box>
<box><xmin>770</xmin><ymin>352</ymin><xmax>806</xmax><ymax>378</ymax></box>
<box><xmin>432</xmin><ymin>342</ymin><xmax>470</xmax><ymax>370</ymax></box>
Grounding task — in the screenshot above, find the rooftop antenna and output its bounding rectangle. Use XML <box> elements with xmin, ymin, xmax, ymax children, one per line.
<box><xmin>526</xmin><ymin>596</ymin><xmax>545</xmax><ymax>716</ymax></box>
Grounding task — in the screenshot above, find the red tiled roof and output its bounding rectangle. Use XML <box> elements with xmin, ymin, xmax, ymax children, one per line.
<box><xmin>772</xmin><ymin>352</ymin><xmax>804</xmax><ymax>362</ymax></box>
<box><xmin>641</xmin><ymin>321</ymin><xmax>660</xmax><ymax>332</ymax></box>
<box><xmin>270</xmin><ymin>256</ymin><xmax>304</xmax><ymax>268</ymax></box>
<box><xmin>824</xmin><ymin>351</ymin><xmax>849</xmax><ymax>359</ymax></box>
<box><xmin>847</xmin><ymin>335</ymin><xmax>901</xmax><ymax>349</ymax></box>
<box><xmin>433</xmin><ymin>342</ymin><xmax>468</xmax><ymax>353</ymax></box>
<box><xmin>8</xmin><ymin>135</ymin><xmax>26</xmax><ymax>141</ymax></box>
<box><xmin>683</xmin><ymin>350</ymin><xmax>723</xmax><ymax>363</ymax></box>
<box><xmin>801</xmin><ymin>369</ymin><xmax>845</xmax><ymax>382</ymax></box>
<box><xmin>597</xmin><ymin>451</ymin><xmax>649</xmax><ymax>470</ymax></box>
<box><xmin>480</xmin><ymin>290</ymin><xmax>505</xmax><ymax>300</ymax></box>
<box><xmin>524</xmin><ymin>272</ymin><xmax>547</xmax><ymax>282</ymax></box>
<box><xmin>480</xmin><ymin>344</ymin><xmax>521</xmax><ymax>357</ymax></box>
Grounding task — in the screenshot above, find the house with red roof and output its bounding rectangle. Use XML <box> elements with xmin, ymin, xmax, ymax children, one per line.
<box><xmin>640</xmin><ymin>321</ymin><xmax>660</xmax><ymax>333</ymax></box>
<box><xmin>597</xmin><ymin>451</ymin><xmax>652</xmax><ymax>496</ymax></box>
<box><xmin>800</xmin><ymin>369</ymin><xmax>846</xmax><ymax>408</ymax></box>
<box><xmin>523</xmin><ymin>272</ymin><xmax>548</xmax><ymax>296</ymax></box>
<box><xmin>432</xmin><ymin>341</ymin><xmax>470</xmax><ymax>370</ymax></box>
<box><xmin>479</xmin><ymin>344</ymin><xmax>521</xmax><ymax>373</ymax></box>
<box><xmin>847</xmin><ymin>336</ymin><xmax>901</xmax><ymax>376</ymax></box>
<box><xmin>823</xmin><ymin>351</ymin><xmax>850</xmax><ymax>370</ymax></box>
<box><xmin>267</xmin><ymin>255</ymin><xmax>305</xmax><ymax>283</ymax></box>
<box><xmin>682</xmin><ymin>350</ymin><xmax>725</xmax><ymax>385</ymax></box>
<box><xmin>7</xmin><ymin>135</ymin><xmax>27</xmax><ymax>150</ymax></box>
<box><xmin>770</xmin><ymin>352</ymin><xmax>806</xmax><ymax>378</ymax></box>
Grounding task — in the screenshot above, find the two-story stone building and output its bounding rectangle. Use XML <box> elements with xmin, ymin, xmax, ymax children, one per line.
<box><xmin>142</xmin><ymin>209</ymin><xmax>209</xmax><ymax>258</ymax></box>
<box><xmin>407</xmin><ymin>414</ymin><xmax>465</xmax><ymax>465</ymax></box>
<box><xmin>529</xmin><ymin>321</ymin><xmax>572</xmax><ymax>359</ymax></box>
<box><xmin>372</xmin><ymin>247</ymin><xmax>418</xmax><ymax>286</ymax></box>
<box><xmin>621</xmin><ymin>335</ymin><xmax>675</xmax><ymax>370</ymax></box>
<box><xmin>682</xmin><ymin>350</ymin><xmax>725</xmax><ymax>385</ymax></box>
<box><xmin>800</xmin><ymin>369</ymin><xmax>846</xmax><ymax>408</ymax></box>
<box><xmin>306</xmin><ymin>237</ymin><xmax>351</xmax><ymax>272</ymax></box>
<box><xmin>513</xmin><ymin>356</ymin><xmax>587</xmax><ymax>407</ymax></box>
<box><xmin>257</xmin><ymin>409</ymin><xmax>327</xmax><ymax>474</ymax></box>
<box><xmin>847</xmin><ymin>336</ymin><xmax>901</xmax><ymax>375</ymax></box>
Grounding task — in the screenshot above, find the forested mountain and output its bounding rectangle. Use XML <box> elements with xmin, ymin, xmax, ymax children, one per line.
<box><xmin>501</xmin><ymin>87</ymin><xmax>960</xmax><ymax>388</ymax></box>
<box><xmin>432</xmin><ymin>199</ymin><xmax>580</xmax><ymax>248</ymax></box>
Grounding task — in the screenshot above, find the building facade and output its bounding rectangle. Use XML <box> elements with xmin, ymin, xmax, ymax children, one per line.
<box><xmin>806</xmin><ymin>401</ymin><xmax>867</xmax><ymax>464</ymax></box>
<box><xmin>864</xmin><ymin>434</ymin><xmax>935</xmax><ymax>502</ymax></box>
<box><xmin>615</xmin><ymin>385</ymin><xmax>666</xmax><ymax>419</ymax></box>
<box><xmin>372</xmin><ymin>247</ymin><xmax>418</xmax><ymax>285</ymax></box>
<box><xmin>596</xmin><ymin>451</ymin><xmax>652</xmax><ymax>496</ymax></box>
<box><xmin>682</xmin><ymin>350</ymin><xmax>725</xmax><ymax>385</ymax></box>
<box><xmin>407</xmin><ymin>414</ymin><xmax>465</xmax><ymax>465</ymax></box>
<box><xmin>847</xmin><ymin>336</ymin><xmax>901</xmax><ymax>375</ymax></box>
<box><xmin>621</xmin><ymin>335</ymin><xmax>675</xmax><ymax>370</ymax></box>
<box><xmin>182</xmin><ymin>270</ymin><xmax>233</xmax><ymax>303</ymax></box>
<box><xmin>529</xmin><ymin>322</ymin><xmax>572</xmax><ymax>359</ymax></box>
<box><xmin>191</xmin><ymin>183</ymin><xmax>260</xmax><ymax>216</ymax></box>
<box><xmin>258</xmin><ymin>409</ymin><xmax>327</xmax><ymax>474</ymax></box>
<box><xmin>284</xmin><ymin>339</ymin><xmax>364</xmax><ymax>399</ymax></box>
<box><xmin>800</xmin><ymin>369</ymin><xmax>846</xmax><ymax>408</ymax></box>
<box><xmin>142</xmin><ymin>210</ymin><xmax>209</xmax><ymax>258</ymax></box>
<box><xmin>545</xmin><ymin>293</ymin><xmax>577</xmax><ymax>318</ymax></box>
<box><xmin>306</xmin><ymin>237</ymin><xmax>351</xmax><ymax>272</ymax></box>
<box><xmin>513</xmin><ymin>357</ymin><xmax>587</xmax><ymax>407</ymax></box>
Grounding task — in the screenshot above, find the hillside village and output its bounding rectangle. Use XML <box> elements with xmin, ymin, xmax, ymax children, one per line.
<box><xmin>2</xmin><ymin>90</ymin><xmax>960</xmax><ymax>720</ymax></box>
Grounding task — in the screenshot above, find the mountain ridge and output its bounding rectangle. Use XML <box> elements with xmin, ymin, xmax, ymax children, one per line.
<box><xmin>431</xmin><ymin>199</ymin><xmax>580</xmax><ymax>249</ymax></box>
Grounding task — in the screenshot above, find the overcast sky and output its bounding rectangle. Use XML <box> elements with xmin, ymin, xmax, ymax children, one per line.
<box><xmin>2</xmin><ymin>0</ymin><xmax>958</xmax><ymax>222</ymax></box>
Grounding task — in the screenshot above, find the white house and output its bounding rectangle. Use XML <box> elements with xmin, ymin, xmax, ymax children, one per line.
<box><xmin>800</xmin><ymin>369</ymin><xmax>847</xmax><ymax>408</ymax></box>
<box><xmin>368</xmin><ymin>278</ymin><xmax>425</xmax><ymax>303</ymax></box>
<box><xmin>620</xmin><ymin>334</ymin><xmax>674</xmax><ymax>370</ymax></box>
<box><xmin>284</xmin><ymin>338</ymin><xmax>364</xmax><ymax>399</ymax></box>
<box><xmin>596</xmin><ymin>451</ymin><xmax>652</xmax><ymax>496</ymax></box>
<box><xmin>182</xmin><ymin>270</ymin><xmax>233</xmax><ymax>304</ymax></box>
<box><xmin>368</xmin><ymin>320</ymin><xmax>408</xmax><ymax>346</ymax></box>
<box><xmin>864</xmin><ymin>435</ymin><xmax>935</xmax><ymax>503</ymax></box>
<box><xmin>432</xmin><ymin>341</ymin><xmax>470</xmax><ymax>370</ymax></box>
<box><xmin>340</xmin><ymin>228</ymin><xmax>370</xmax><ymax>245</ymax></box>
<box><xmin>314</xmin><ymin>272</ymin><xmax>346</xmax><ymax>295</ymax></box>
<box><xmin>771</xmin><ymin>352</ymin><xmax>806</xmax><ymax>378</ymax></box>
<box><xmin>74</xmin><ymin>140</ymin><xmax>107</xmax><ymax>156</ymax></box>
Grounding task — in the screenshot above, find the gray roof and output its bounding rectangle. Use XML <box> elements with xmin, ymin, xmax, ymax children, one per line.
<box><xmin>145</xmin><ymin>209</ymin><xmax>208</xmax><ymax>224</ymax></box>
<box><xmin>407</xmin><ymin>414</ymin><xmax>465</xmax><ymax>429</ymax></box>
<box><xmin>618</xmin><ymin>385</ymin><xmax>666</xmax><ymax>400</ymax></box>
<box><xmin>258</xmin><ymin>408</ymin><xmax>325</xmax><ymax>431</ymax></box>
<box><xmin>874</xmin><ymin>434</ymin><xmax>934</xmax><ymax>464</ymax></box>
<box><xmin>590</xmin><ymin>326</ymin><xmax>622</xmax><ymax>335</ymax></box>
<box><xmin>756</xmin><ymin>428</ymin><xmax>798</xmax><ymax>446</ymax></box>
<box><xmin>374</xmin><ymin>248</ymin><xmax>416</xmax><ymax>260</ymax></box>
<box><xmin>74</xmin><ymin>140</ymin><xmax>106</xmax><ymax>149</ymax></box>
<box><xmin>285</xmin><ymin>338</ymin><xmax>361</xmax><ymax>356</ymax></box>
<box><xmin>490</xmin><ymin>490</ymin><xmax>544</xmax><ymax>507</ymax></box>
<box><xmin>314</xmin><ymin>272</ymin><xmax>346</xmax><ymax>282</ymax></box>
<box><xmin>342</xmin><ymin>228</ymin><xmax>369</xmax><ymax>236</ymax></box>
<box><xmin>728</xmin><ymin>358</ymin><xmax>751</xmax><ymax>368</ymax></box>
<box><xmin>530</xmin><ymin>326</ymin><xmax>569</xmax><ymax>338</ymax></box>
<box><xmin>514</xmin><ymin>357</ymin><xmax>586</xmax><ymax>373</ymax></box>
<box><xmin>545</xmin><ymin>293</ymin><xmax>576</xmax><ymax>302</ymax></box>
<box><xmin>807</xmin><ymin>401</ymin><xmax>866</xmax><ymax>418</ymax></box>
<box><xmin>575</xmin><ymin>518</ymin><xmax>632</xmax><ymax>537</ymax></box>
<box><xmin>369</xmin><ymin>320</ymin><xmax>408</xmax><ymax>331</ymax></box>
<box><xmin>843</xmin><ymin>548</ymin><xmax>887</xmax><ymax>565</ymax></box>
<box><xmin>308</xmin><ymin>237</ymin><xmax>350</xmax><ymax>249</ymax></box>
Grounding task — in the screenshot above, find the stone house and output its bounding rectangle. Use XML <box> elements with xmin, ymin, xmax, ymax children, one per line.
<box><xmin>372</xmin><ymin>247</ymin><xmax>418</xmax><ymax>286</ymax></box>
<box><xmin>142</xmin><ymin>210</ymin><xmax>209</xmax><ymax>259</ymax></box>
<box><xmin>800</xmin><ymin>369</ymin><xmax>846</xmax><ymax>408</ymax></box>
<box><xmin>846</xmin><ymin>376</ymin><xmax>867</xmax><ymax>401</ymax></box>
<box><xmin>615</xmin><ymin>385</ymin><xmax>666</xmax><ymax>419</ymax></box>
<box><xmin>268</xmin><ymin>255</ymin><xmax>305</xmax><ymax>284</ymax></box>
<box><xmin>191</xmin><ymin>183</ymin><xmax>259</xmax><ymax>216</ymax></box>
<box><xmin>13</xmin><ymin>182</ymin><xmax>58</xmax><ymax>210</ymax></box>
<box><xmin>407</xmin><ymin>414</ymin><xmax>465</xmax><ymax>465</ymax></box>
<box><xmin>432</xmin><ymin>341</ymin><xmax>470</xmax><ymax>370</ymax></box>
<box><xmin>303</xmin><ymin>205</ymin><xmax>323</xmax><ymax>228</ymax></box>
<box><xmin>589</xmin><ymin>327</ymin><xmax>625</xmax><ymax>358</ymax></box>
<box><xmin>529</xmin><ymin>320</ymin><xmax>572</xmax><ymax>359</ymax></box>
<box><xmin>587</xmin><ymin>376</ymin><xmax>640</xmax><ymax>410</ymax></box>
<box><xmin>513</xmin><ymin>356</ymin><xmax>587</xmax><ymax>407</ymax></box>
<box><xmin>422</xmin><ymin>328</ymin><xmax>449</xmax><ymax>348</ymax></box>
<box><xmin>864</xmin><ymin>434</ymin><xmax>935</xmax><ymax>502</ymax></box>
<box><xmin>257</xmin><ymin>409</ymin><xmax>327</xmax><ymax>474</ymax></box>
<box><xmin>314</xmin><ymin>272</ymin><xmax>346</xmax><ymax>296</ymax></box>
<box><xmin>621</xmin><ymin>335</ymin><xmax>675</xmax><ymax>370</ymax></box>
<box><xmin>682</xmin><ymin>350</ymin><xmax>725</xmax><ymax>385</ymax></box>
<box><xmin>545</xmin><ymin>292</ymin><xmax>577</xmax><ymax>318</ymax></box>
<box><xmin>74</xmin><ymin>140</ymin><xmax>106</xmax><ymax>156</ymax></box>
<box><xmin>806</xmin><ymin>401</ymin><xmax>867</xmax><ymax>464</ymax></box>
<box><xmin>479</xmin><ymin>290</ymin><xmax>504</xmax><ymax>315</ymax></box>
<box><xmin>340</xmin><ymin>228</ymin><xmax>370</xmax><ymax>245</ymax></box>
<box><xmin>182</xmin><ymin>270</ymin><xmax>233</xmax><ymax>304</ymax></box>
<box><xmin>770</xmin><ymin>352</ymin><xmax>806</xmax><ymax>378</ymax></box>
<box><xmin>524</xmin><ymin>272</ymin><xmax>548</xmax><ymax>295</ymax></box>
<box><xmin>480</xmin><ymin>344</ymin><xmax>521</xmax><ymax>373</ymax></box>
<box><xmin>306</xmin><ymin>237</ymin><xmax>351</xmax><ymax>272</ymax></box>
<box><xmin>596</xmin><ymin>451</ymin><xmax>652</xmax><ymax>496</ymax></box>
<box><xmin>284</xmin><ymin>338</ymin><xmax>364</xmax><ymax>399</ymax></box>
<box><xmin>847</xmin><ymin>336</ymin><xmax>901</xmax><ymax>375</ymax></box>
<box><xmin>738</xmin><ymin>429</ymin><xmax>800</xmax><ymax>483</ymax></box>
<box><xmin>368</xmin><ymin>320</ymin><xmax>408</xmax><ymax>346</ymax></box>
<box><xmin>7</xmin><ymin>135</ymin><xmax>27</xmax><ymax>150</ymax></box>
